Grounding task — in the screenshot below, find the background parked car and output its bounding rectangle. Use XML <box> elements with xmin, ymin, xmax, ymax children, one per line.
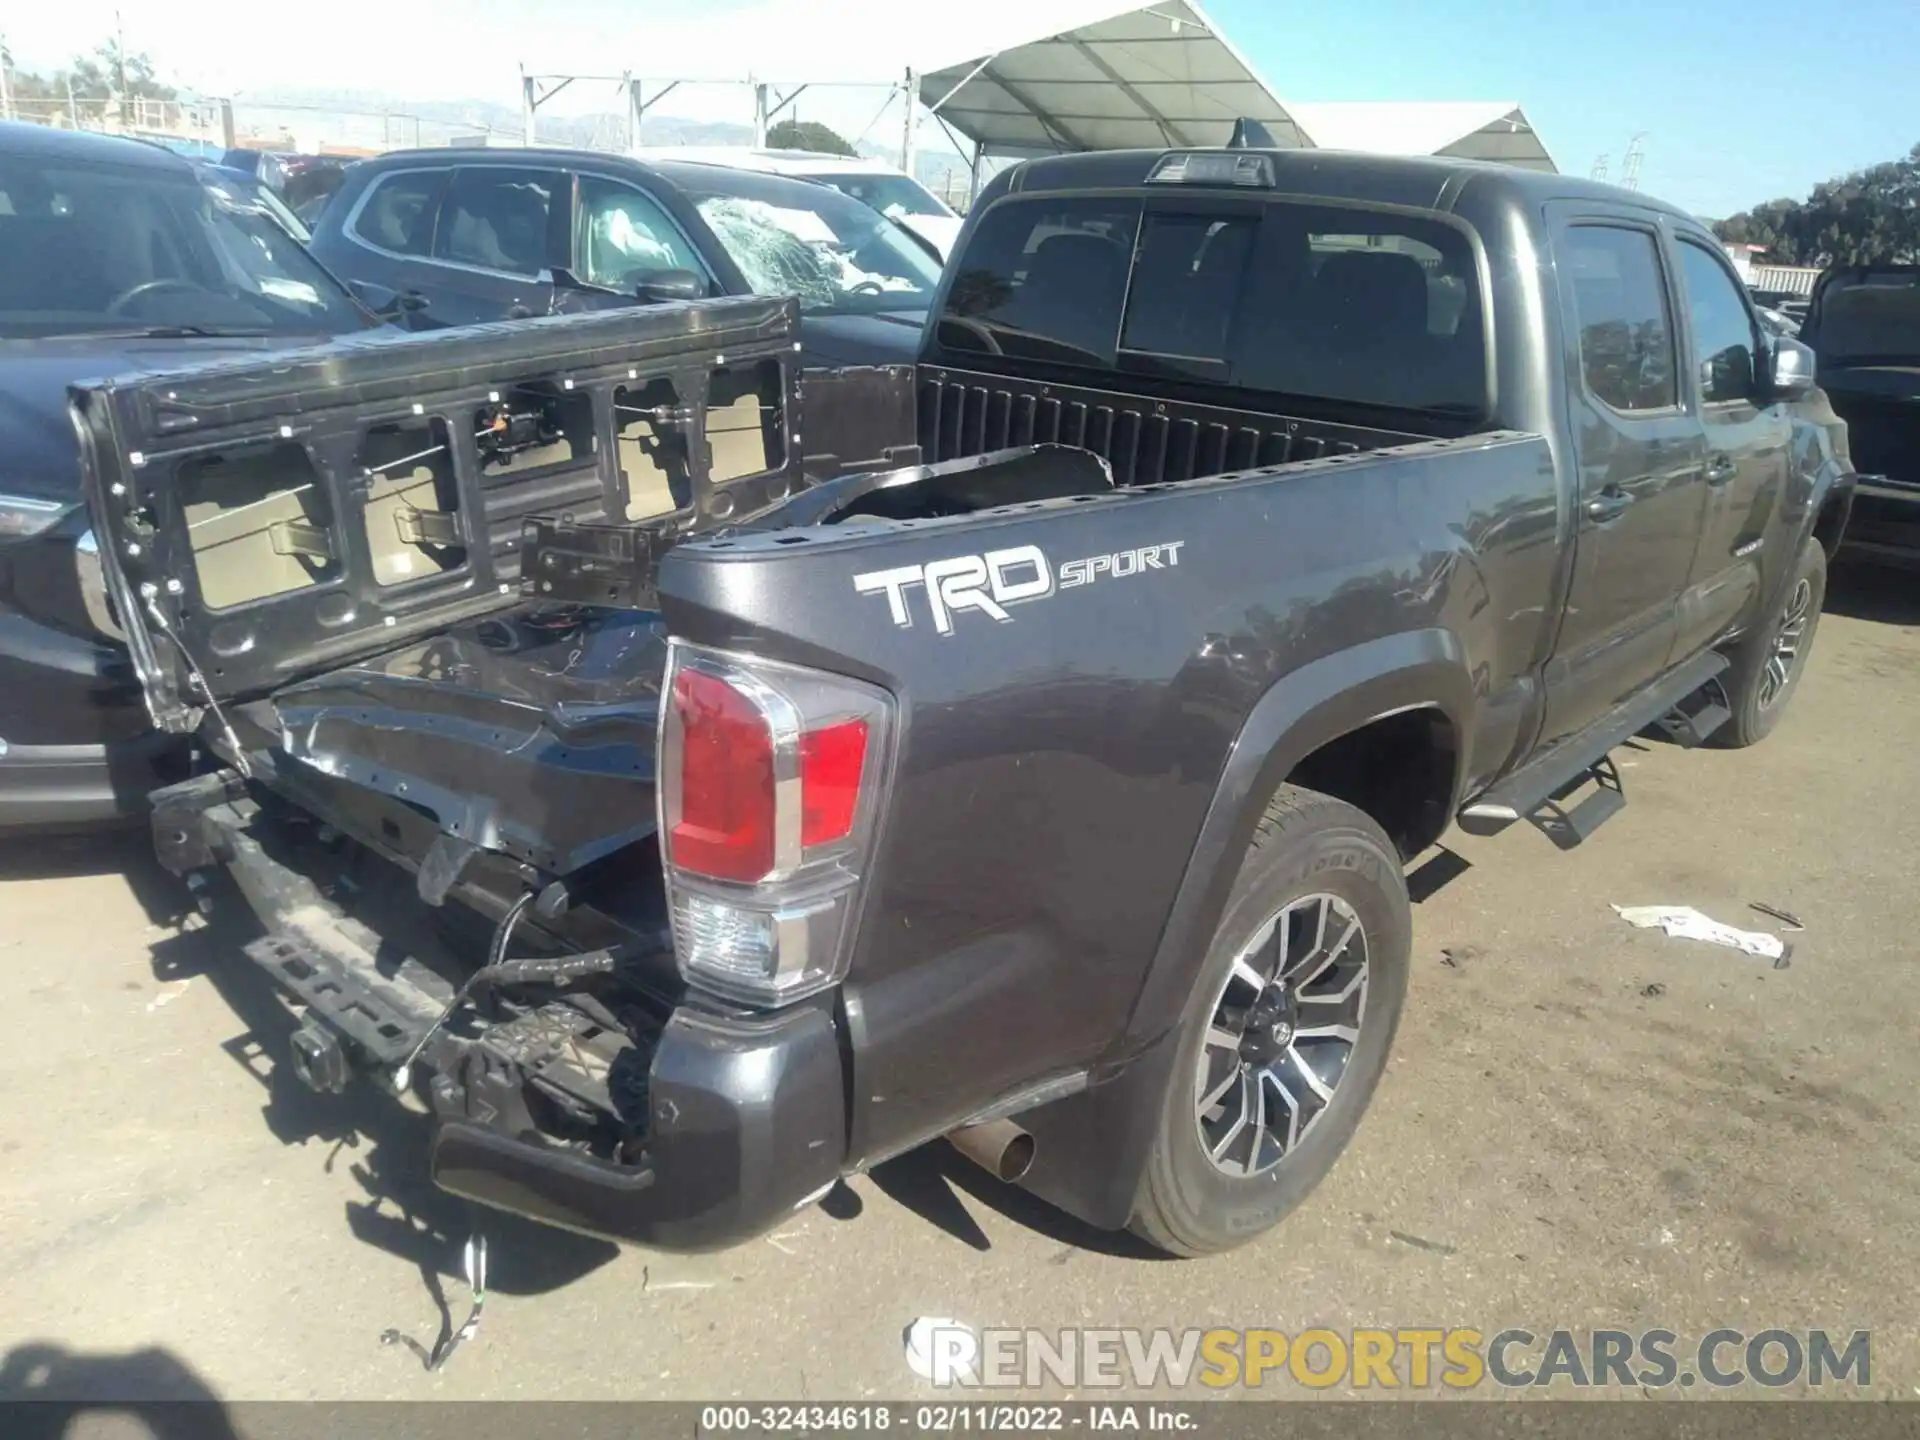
<box><xmin>0</xmin><ymin>120</ymin><xmax>390</xmax><ymax>832</ymax></box>
<box><xmin>305</xmin><ymin>147</ymin><xmax>942</xmax><ymax>365</ymax></box>
<box><xmin>639</xmin><ymin>146</ymin><xmax>965</xmax><ymax>258</ymax></box>
<box><xmin>220</xmin><ymin>149</ymin><xmax>354</xmax><ymax>220</ymax></box>
<box><xmin>1800</xmin><ymin>263</ymin><xmax>1920</xmax><ymax>563</ymax></box>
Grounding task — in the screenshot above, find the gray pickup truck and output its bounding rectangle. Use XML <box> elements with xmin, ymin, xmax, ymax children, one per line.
<box><xmin>74</xmin><ymin>146</ymin><xmax>1854</xmax><ymax>1258</ymax></box>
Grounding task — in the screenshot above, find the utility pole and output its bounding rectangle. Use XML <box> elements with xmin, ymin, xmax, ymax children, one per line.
<box><xmin>66</xmin><ymin>71</ymin><xmax>79</xmax><ymax>128</ymax></box>
<box><xmin>115</xmin><ymin>8</ymin><xmax>129</xmax><ymax>127</ymax></box>
<box><xmin>521</xmin><ymin>65</ymin><xmax>535</xmax><ymax>145</ymax></box>
<box><xmin>1621</xmin><ymin>132</ymin><xmax>1647</xmax><ymax>192</ymax></box>
<box><xmin>0</xmin><ymin>33</ymin><xmax>14</xmax><ymax>122</ymax></box>
<box><xmin>1589</xmin><ymin>153</ymin><xmax>1609</xmax><ymax>183</ymax></box>
<box><xmin>899</xmin><ymin>68</ymin><xmax>919</xmax><ymax>178</ymax></box>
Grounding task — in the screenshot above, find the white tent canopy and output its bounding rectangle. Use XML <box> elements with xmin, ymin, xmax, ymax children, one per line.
<box><xmin>1285</xmin><ymin>101</ymin><xmax>1557</xmax><ymax>172</ymax></box>
<box><xmin>914</xmin><ymin>0</ymin><xmax>1308</xmax><ymax>156</ymax></box>
<box><xmin>622</xmin><ymin>0</ymin><xmax>1306</xmax><ymax>157</ymax></box>
<box><xmin>617</xmin><ymin>4</ymin><xmax>1553</xmax><ymax>172</ymax></box>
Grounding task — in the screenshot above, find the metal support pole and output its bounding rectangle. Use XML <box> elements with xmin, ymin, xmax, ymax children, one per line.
<box><xmin>753</xmin><ymin>81</ymin><xmax>769</xmax><ymax>148</ymax></box>
<box><xmin>115</xmin><ymin>8</ymin><xmax>129</xmax><ymax>127</ymax></box>
<box><xmin>521</xmin><ymin>67</ymin><xmax>535</xmax><ymax>145</ymax></box>
<box><xmin>969</xmin><ymin>140</ymin><xmax>984</xmax><ymax>210</ymax></box>
<box><xmin>899</xmin><ymin>68</ymin><xmax>919</xmax><ymax>178</ymax></box>
<box><xmin>0</xmin><ymin>38</ymin><xmax>14</xmax><ymax>123</ymax></box>
<box><xmin>628</xmin><ymin>76</ymin><xmax>640</xmax><ymax>150</ymax></box>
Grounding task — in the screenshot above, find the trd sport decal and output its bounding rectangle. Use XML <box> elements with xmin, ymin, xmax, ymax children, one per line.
<box><xmin>854</xmin><ymin>541</ymin><xmax>1185</xmax><ymax>636</ymax></box>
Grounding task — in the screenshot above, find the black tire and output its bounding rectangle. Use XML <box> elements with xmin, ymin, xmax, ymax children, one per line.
<box><xmin>1129</xmin><ymin>784</ymin><xmax>1411</xmax><ymax>1257</ymax></box>
<box><xmin>1713</xmin><ymin>538</ymin><xmax>1826</xmax><ymax>749</ymax></box>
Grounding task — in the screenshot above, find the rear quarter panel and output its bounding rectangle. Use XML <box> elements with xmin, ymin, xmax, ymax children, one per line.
<box><xmin>657</xmin><ymin>432</ymin><xmax>1561</xmax><ymax>1163</ymax></box>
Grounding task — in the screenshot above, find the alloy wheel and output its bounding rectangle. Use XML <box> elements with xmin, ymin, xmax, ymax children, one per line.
<box><xmin>1757</xmin><ymin>576</ymin><xmax>1814</xmax><ymax>712</ymax></box>
<box><xmin>1193</xmin><ymin>893</ymin><xmax>1370</xmax><ymax>1177</ymax></box>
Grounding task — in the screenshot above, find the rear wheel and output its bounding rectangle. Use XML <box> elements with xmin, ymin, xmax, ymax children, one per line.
<box><xmin>1714</xmin><ymin>538</ymin><xmax>1826</xmax><ymax>748</ymax></box>
<box><xmin>1129</xmin><ymin>784</ymin><xmax>1410</xmax><ymax>1257</ymax></box>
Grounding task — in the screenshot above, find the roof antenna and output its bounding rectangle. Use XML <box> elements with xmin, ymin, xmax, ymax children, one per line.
<box><xmin>1228</xmin><ymin>118</ymin><xmax>1276</xmax><ymax>150</ymax></box>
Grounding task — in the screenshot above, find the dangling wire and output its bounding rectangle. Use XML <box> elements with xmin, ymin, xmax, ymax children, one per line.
<box><xmin>142</xmin><ymin>591</ymin><xmax>254</xmax><ymax>780</ymax></box>
<box><xmin>391</xmin><ymin>890</ymin><xmax>536</xmax><ymax>1093</ymax></box>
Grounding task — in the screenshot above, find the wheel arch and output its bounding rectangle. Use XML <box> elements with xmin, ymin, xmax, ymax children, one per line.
<box><xmin>1120</xmin><ymin>628</ymin><xmax>1471</xmax><ymax>1048</ymax></box>
<box><xmin>1008</xmin><ymin>628</ymin><xmax>1470</xmax><ymax>1233</ymax></box>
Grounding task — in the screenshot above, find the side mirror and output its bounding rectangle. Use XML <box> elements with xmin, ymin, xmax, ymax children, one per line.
<box><xmin>347</xmin><ymin>278</ymin><xmax>396</xmax><ymax>311</ymax></box>
<box><xmin>633</xmin><ymin>268</ymin><xmax>706</xmax><ymax>304</ymax></box>
<box><xmin>1766</xmin><ymin>336</ymin><xmax>1816</xmax><ymax>402</ymax></box>
<box><xmin>349</xmin><ymin>279</ymin><xmax>428</xmax><ymax>317</ymax></box>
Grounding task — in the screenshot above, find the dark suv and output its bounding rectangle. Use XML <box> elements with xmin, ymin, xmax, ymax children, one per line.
<box><xmin>0</xmin><ymin>121</ymin><xmax>384</xmax><ymax>831</ymax></box>
<box><xmin>305</xmin><ymin>147</ymin><xmax>942</xmax><ymax>366</ymax></box>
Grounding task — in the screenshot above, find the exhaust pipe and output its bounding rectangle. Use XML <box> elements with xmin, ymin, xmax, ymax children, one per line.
<box><xmin>946</xmin><ymin>1118</ymin><xmax>1035</xmax><ymax>1182</ymax></box>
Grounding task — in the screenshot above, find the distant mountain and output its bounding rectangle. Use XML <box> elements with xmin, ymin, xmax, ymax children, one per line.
<box><xmin>227</xmin><ymin>84</ymin><xmax>981</xmax><ymax>204</ymax></box>
<box><xmin>230</xmin><ymin>85</ymin><xmax>753</xmax><ymax>151</ymax></box>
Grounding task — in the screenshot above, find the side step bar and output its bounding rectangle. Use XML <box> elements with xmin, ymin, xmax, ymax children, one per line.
<box><xmin>1459</xmin><ymin>649</ymin><xmax>1731</xmax><ymax>846</ymax></box>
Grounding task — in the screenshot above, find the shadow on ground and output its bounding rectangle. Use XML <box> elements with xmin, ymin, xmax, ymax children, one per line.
<box><xmin>0</xmin><ymin>1342</ymin><xmax>238</xmax><ymax>1438</ymax></box>
<box><xmin>1825</xmin><ymin>555</ymin><xmax>1920</xmax><ymax>627</ymax></box>
<box><xmin>863</xmin><ymin>1144</ymin><xmax>1169</xmax><ymax>1262</ymax></box>
<box><xmin>137</xmin><ymin>884</ymin><xmax>619</xmax><ymax>1353</ymax></box>
<box><xmin>0</xmin><ymin>829</ymin><xmax>187</xmax><ymax>929</ymax></box>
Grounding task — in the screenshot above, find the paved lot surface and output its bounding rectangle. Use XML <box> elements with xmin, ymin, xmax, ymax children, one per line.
<box><xmin>3</xmin><ymin>563</ymin><xmax>1918</xmax><ymax>1405</ymax></box>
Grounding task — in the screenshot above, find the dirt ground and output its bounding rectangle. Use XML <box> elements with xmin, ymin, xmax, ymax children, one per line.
<box><xmin>2</xmin><ymin>561</ymin><xmax>1917</xmax><ymax>1406</ymax></box>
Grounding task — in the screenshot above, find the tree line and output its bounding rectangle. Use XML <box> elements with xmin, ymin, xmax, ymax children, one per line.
<box><xmin>0</xmin><ymin>37</ymin><xmax>176</xmax><ymax>124</ymax></box>
<box><xmin>1713</xmin><ymin>142</ymin><xmax>1920</xmax><ymax>267</ymax></box>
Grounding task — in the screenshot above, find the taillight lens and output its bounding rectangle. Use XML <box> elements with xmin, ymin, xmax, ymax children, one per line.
<box><xmin>669</xmin><ymin>667</ymin><xmax>776</xmax><ymax>882</ymax></box>
<box><xmin>659</xmin><ymin>643</ymin><xmax>894</xmax><ymax>1006</ymax></box>
<box><xmin>799</xmin><ymin>718</ymin><xmax>868</xmax><ymax>848</ymax></box>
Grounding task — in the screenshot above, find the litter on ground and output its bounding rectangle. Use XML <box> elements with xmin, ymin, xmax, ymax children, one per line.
<box><xmin>1612</xmin><ymin>905</ymin><xmax>1790</xmax><ymax>964</ymax></box>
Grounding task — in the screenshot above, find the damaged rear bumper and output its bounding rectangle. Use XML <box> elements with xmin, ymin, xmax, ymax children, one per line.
<box><xmin>155</xmin><ymin>773</ymin><xmax>847</xmax><ymax>1253</ymax></box>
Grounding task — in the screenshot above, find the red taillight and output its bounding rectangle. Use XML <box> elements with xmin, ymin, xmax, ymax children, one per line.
<box><xmin>800</xmin><ymin>718</ymin><xmax>868</xmax><ymax>847</ymax></box>
<box><xmin>669</xmin><ymin>667</ymin><xmax>775</xmax><ymax>882</ymax></box>
<box><xmin>665</xmin><ymin>663</ymin><xmax>880</xmax><ymax>884</ymax></box>
<box><xmin>661</xmin><ymin>644</ymin><xmax>892</xmax><ymax>1006</ymax></box>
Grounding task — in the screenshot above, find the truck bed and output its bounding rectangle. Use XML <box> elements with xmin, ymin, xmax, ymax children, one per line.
<box><xmin>918</xmin><ymin>365</ymin><xmax>1428</xmax><ymax>483</ymax></box>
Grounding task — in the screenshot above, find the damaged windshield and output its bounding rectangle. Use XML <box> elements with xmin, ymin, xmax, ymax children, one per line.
<box><xmin>0</xmin><ymin>153</ymin><xmax>370</xmax><ymax>339</ymax></box>
<box><xmin>684</xmin><ymin>171</ymin><xmax>941</xmax><ymax>316</ymax></box>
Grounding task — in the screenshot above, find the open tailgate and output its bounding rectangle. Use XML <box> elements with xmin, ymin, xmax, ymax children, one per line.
<box><xmin>69</xmin><ymin>297</ymin><xmax>824</xmax><ymax>733</ymax></box>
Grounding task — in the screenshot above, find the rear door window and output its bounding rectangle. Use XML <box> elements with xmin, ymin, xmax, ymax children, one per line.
<box><xmin>1563</xmin><ymin>225</ymin><xmax>1678</xmax><ymax>413</ymax></box>
<box><xmin>434</xmin><ymin>167</ymin><xmax>562</xmax><ymax>277</ymax></box>
<box><xmin>937</xmin><ymin>194</ymin><xmax>1487</xmax><ymax>414</ymax></box>
<box><xmin>350</xmin><ymin>168</ymin><xmax>448</xmax><ymax>257</ymax></box>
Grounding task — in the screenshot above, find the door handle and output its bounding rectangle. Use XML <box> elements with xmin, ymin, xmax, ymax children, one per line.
<box><xmin>1705</xmin><ymin>454</ymin><xmax>1738</xmax><ymax>486</ymax></box>
<box><xmin>1585</xmin><ymin>488</ymin><xmax>1634</xmax><ymax>523</ymax></box>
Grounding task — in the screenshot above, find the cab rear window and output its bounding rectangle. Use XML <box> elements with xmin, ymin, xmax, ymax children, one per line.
<box><xmin>935</xmin><ymin>196</ymin><xmax>1488</xmax><ymax>414</ymax></box>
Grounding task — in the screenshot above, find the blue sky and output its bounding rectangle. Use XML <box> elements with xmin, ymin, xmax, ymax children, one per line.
<box><xmin>1208</xmin><ymin>0</ymin><xmax>1918</xmax><ymax>217</ymax></box>
<box><xmin>7</xmin><ymin>0</ymin><xmax>1914</xmax><ymax>217</ymax></box>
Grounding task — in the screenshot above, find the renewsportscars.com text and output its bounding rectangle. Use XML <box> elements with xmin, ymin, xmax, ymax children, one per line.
<box><xmin>924</xmin><ymin>1326</ymin><xmax>1872</xmax><ymax>1391</ymax></box>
